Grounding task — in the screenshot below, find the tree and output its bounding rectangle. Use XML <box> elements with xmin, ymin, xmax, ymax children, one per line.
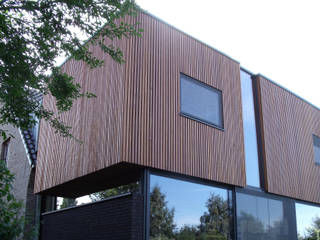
<box><xmin>199</xmin><ymin>193</ymin><xmax>231</xmax><ymax>240</ymax></box>
<box><xmin>150</xmin><ymin>185</ymin><xmax>175</xmax><ymax>240</ymax></box>
<box><xmin>302</xmin><ymin>217</ymin><xmax>320</xmax><ymax>240</ymax></box>
<box><xmin>0</xmin><ymin>160</ymin><xmax>25</xmax><ymax>239</ymax></box>
<box><xmin>0</xmin><ymin>0</ymin><xmax>142</xmax><ymax>139</ymax></box>
<box><xmin>175</xmin><ymin>225</ymin><xmax>198</xmax><ymax>240</ymax></box>
<box><xmin>237</xmin><ymin>211</ymin><xmax>265</xmax><ymax>240</ymax></box>
<box><xmin>60</xmin><ymin>197</ymin><xmax>77</xmax><ymax>209</ymax></box>
<box><xmin>89</xmin><ymin>182</ymin><xmax>139</xmax><ymax>201</ymax></box>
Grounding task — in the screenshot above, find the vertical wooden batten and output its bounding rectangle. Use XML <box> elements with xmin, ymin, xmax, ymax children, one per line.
<box><xmin>256</xmin><ymin>75</ymin><xmax>320</xmax><ymax>204</ymax></box>
<box><xmin>35</xmin><ymin>12</ymin><xmax>246</xmax><ymax>196</ymax></box>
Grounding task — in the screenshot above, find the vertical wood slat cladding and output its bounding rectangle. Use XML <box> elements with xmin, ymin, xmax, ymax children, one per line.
<box><xmin>35</xmin><ymin>12</ymin><xmax>246</xmax><ymax>194</ymax></box>
<box><xmin>257</xmin><ymin>75</ymin><xmax>320</xmax><ymax>203</ymax></box>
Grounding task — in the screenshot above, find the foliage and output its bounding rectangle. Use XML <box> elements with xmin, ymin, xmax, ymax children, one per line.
<box><xmin>89</xmin><ymin>182</ymin><xmax>139</xmax><ymax>202</ymax></box>
<box><xmin>0</xmin><ymin>160</ymin><xmax>24</xmax><ymax>240</ymax></box>
<box><xmin>60</xmin><ymin>197</ymin><xmax>77</xmax><ymax>209</ymax></box>
<box><xmin>198</xmin><ymin>193</ymin><xmax>230</xmax><ymax>239</ymax></box>
<box><xmin>149</xmin><ymin>189</ymin><xmax>232</xmax><ymax>240</ymax></box>
<box><xmin>150</xmin><ymin>185</ymin><xmax>176</xmax><ymax>240</ymax></box>
<box><xmin>299</xmin><ymin>217</ymin><xmax>320</xmax><ymax>240</ymax></box>
<box><xmin>0</xmin><ymin>0</ymin><xmax>142</xmax><ymax>139</ymax></box>
<box><xmin>237</xmin><ymin>211</ymin><xmax>264</xmax><ymax>239</ymax></box>
<box><xmin>175</xmin><ymin>225</ymin><xmax>198</xmax><ymax>240</ymax></box>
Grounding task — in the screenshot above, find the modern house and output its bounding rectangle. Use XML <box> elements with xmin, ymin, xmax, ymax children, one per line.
<box><xmin>34</xmin><ymin>11</ymin><xmax>320</xmax><ymax>240</ymax></box>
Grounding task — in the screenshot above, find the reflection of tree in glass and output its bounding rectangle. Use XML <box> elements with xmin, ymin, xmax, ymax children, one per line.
<box><xmin>198</xmin><ymin>193</ymin><xmax>231</xmax><ymax>240</ymax></box>
<box><xmin>267</xmin><ymin>219</ymin><xmax>288</xmax><ymax>239</ymax></box>
<box><xmin>175</xmin><ymin>225</ymin><xmax>198</xmax><ymax>240</ymax></box>
<box><xmin>237</xmin><ymin>212</ymin><xmax>265</xmax><ymax>240</ymax></box>
<box><xmin>299</xmin><ymin>217</ymin><xmax>320</xmax><ymax>240</ymax></box>
<box><xmin>150</xmin><ymin>185</ymin><xmax>176</xmax><ymax>240</ymax></box>
<box><xmin>149</xmin><ymin>187</ymin><xmax>232</xmax><ymax>240</ymax></box>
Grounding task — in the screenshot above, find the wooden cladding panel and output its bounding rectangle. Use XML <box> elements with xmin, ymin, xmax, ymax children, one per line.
<box><xmin>258</xmin><ymin>76</ymin><xmax>320</xmax><ymax>203</ymax></box>
<box><xmin>121</xmin><ymin>13</ymin><xmax>245</xmax><ymax>186</ymax></box>
<box><xmin>35</xmin><ymin>12</ymin><xmax>245</xmax><ymax>194</ymax></box>
<box><xmin>35</xmin><ymin>42</ymin><xmax>127</xmax><ymax>193</ymax></box>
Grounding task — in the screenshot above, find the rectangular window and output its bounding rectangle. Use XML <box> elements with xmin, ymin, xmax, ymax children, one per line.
<box><xmin>236</xmin><ymin>191</ymin><xmax>291</xmax><ymax>240</ymax></box>
<box><xmin>313</xmin><ymin>135</ymin><xmax>320</xmax><ymax>165</ymax></box>
<box><xmin>1</xmin><ymin>138</ymin><xmax>10</xmax><ymax>165</ymax></box>
<box><xmin>295</xmin><ymin>202</ymin><xmax>320</xmax><ymax>239</ymax></box>
<box><xmin>180</xmin><ymin>73</ymin><xmax>223</xmax><ymax>129</ymax></box>
<box><xmin>149</xmin><ymin>174</ymin><xmax>233</xmax><ymax>239</ymax></box>
<box><xmin>240</xmin><ymin>70</ymin><xmax>260</xmax><ymax>187</ymax></box>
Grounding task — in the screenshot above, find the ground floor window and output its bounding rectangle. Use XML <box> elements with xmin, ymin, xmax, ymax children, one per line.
<box><xmin>236</xmin><ymin>191</ymin><xmax>292</xmax><ymax>240</ymax></box>
<box><xmin>296</xmin><ymin>202</ymin><xmax>320</xmax><ymax>239</ymax></box>
<box><xmin>149</xmin><ymin>174</ymin><xmax>233</xmax><ymax>240</ymax></box>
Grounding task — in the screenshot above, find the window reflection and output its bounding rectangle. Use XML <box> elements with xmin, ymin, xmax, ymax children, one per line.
<box><xmin>240</xmin><ymin>70</ymin><xmax>260</xmax><ymax>187</ymax></box>
<box><xmin>296</xmin><ymin>203</ymin><xmax>320</xmax><ymax>239</ymax></box>
<box><xmin>237</xmin><ymin>192</ymin><xmax>289</xmax><ymax>240</ymax></box>
<box><xmin>149</xmin><ymin>174</ymin><xmax>233</xmax><ymax>240</ymax></box>
<box><xmin>180</xmin><ymin>73</ymin><xmax>223</xmax><ymax>129</ymax></box>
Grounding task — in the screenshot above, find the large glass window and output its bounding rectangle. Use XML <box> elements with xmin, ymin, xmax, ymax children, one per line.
<box><xmin>180</xmin><ymin>73</ymin><xmax>223</xmax><ymax>129</ymax></box>
<box><xmin>236</xmin><ymin>192</ymin><xmax>290</xmax><ymax>240</ymax></box>
<box><xmin>149</xmin><ymin>174</ymin><xmax>233</xmax><ymax>240</ymax></box>
<box><xmin>296</xmin><ymin>202</ymin><xmax>320</xmax><ymax>239</ymax></box>
<box><xmin>313</xmin><ymin>135</ymin><xmax>320</xmax><ymax>165</ymax></box>
<box><xmin>240</xmin><ymin>70</ymin><xmax>260</xmax><ymax>187</ymax></box>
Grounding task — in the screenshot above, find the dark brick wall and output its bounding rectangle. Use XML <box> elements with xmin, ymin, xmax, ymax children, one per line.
<box><xmin>40</xmin><ymin>193</ymin><xmax>144</xmax><ymax>240</ymax></box>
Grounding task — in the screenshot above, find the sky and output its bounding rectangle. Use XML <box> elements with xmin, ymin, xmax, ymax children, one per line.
<box><xmin>135</xmin><ymin>0</ymin><xmax>320</xmax><ymax>108</ymax></box>
<box><xmin>150</xmin><ymin>174</ymin><xmax>229</xmax><ymax>229</ymax></box>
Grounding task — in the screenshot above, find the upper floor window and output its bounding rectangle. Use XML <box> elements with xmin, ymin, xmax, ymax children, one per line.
<box><xmin>1</xmin><ymin>138</ymin><xmax>10</xmax><ymax>165</ymax></box>
<box><xmin>312</xmin><ymin>135</ymin><xmax>320</xmax><ymax>165</ymax></box>
<box><xmin>240</xmin><ymin>70</ymin><xmax>260</xmax><ymax>188</ymax></box>
<box><xmin>180</xmin><ymin>73</ymin><xmax>223</xmax><ymax>129</ymax></box>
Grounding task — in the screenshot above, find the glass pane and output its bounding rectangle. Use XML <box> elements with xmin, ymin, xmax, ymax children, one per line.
<box><xmin>240</xmin><ymin>70</ymin><xmax>260</xmax><ymax>187</ymax></box>
<box><xmin>180</xmin><ymin>74</ymin><xmax>223</xmax><ymax>128</ymax></box>
<box><xmin>313</xmin><ymin>135</ymin><xmax>320</xmax><ymax>164</ymax></box>
<box><xmin>237</xmin><ymin>192</ymin><xmax>289</xmax><ymax>240</ymax></box>
<box><xmin>296</xmin><ymin>203</ymin><xmax>320</xmax><ymax>239</ymax></box>
<box><xmin>149</xmin><ymin>174</ymin><xmax>233</xmax><ymax>240</ymax></box>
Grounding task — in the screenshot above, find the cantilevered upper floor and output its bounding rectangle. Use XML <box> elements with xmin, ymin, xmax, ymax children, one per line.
<box><xmin>34</xmin><ymin>11</ymin><xmax>320</xmax><ymax>204</ymax></box>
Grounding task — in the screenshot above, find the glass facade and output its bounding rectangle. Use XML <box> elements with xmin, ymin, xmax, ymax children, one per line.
<box><xmin>296</xmin><ymin>203</ymin><xmax>320</xmax><ymax>239</ymax></box>
<box><xmin>236</xmin><ymin>192</ymin><xmax>290</xmax><ymax>240</ymax></box>
<box><xmin>149</xmin><ymin>174</ymin><xmax>233</xmax><ymax>240</ymax></box>
<box><xmin>240</xmin><ymin>70</ymin><xmax>260</xmax><ymax>188</ymax></box>
<box><xmin>180</xmin><ymin>73</ymin><xmax>223</xmax><ymax>129</ymax></box>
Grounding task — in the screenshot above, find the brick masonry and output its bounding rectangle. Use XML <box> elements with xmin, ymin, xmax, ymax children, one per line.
<box><xmin>40</xmin><ymin>193</ymin><xmax>144</xmax><ymax>240</ymax></box>
<box><xmin>0</xmin><ymin>125</ymin><xmax>37</xmax><ymax>239</ymax></box>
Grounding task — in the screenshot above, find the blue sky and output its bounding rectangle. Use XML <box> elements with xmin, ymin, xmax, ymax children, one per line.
<box><xmin>150</xmin><ymin>174</ymin><xmax>229</xmax><ymax>229</ymax></box>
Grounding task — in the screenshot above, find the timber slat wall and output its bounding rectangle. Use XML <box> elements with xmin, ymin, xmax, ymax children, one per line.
<box><xmin>35</xmin><ymin>12</ymin><xmax>246</xmax><ymax>194</ymax></box>
<box><xmin>257</xmin><ymin>75</ymin><xmax>320</xmax><ymax>203</ymax></box>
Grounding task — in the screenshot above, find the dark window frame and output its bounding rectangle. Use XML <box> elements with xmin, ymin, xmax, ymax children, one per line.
<box><xmin>1</xmin><ymin>138</ymin><xmax>10</xmax><ymax>165</ymax></box>
<box><xmin>312</xmin><ymin>134</ymin><xmax>320</xmax><ymax>165</ymax></box>
<box><xmin>180</xmin><ymin>73</ymin><xmax>224</xmax><ymax>130</ymax></box>
<box><xmin>235</xmin><ymin>187</ymin><xmax>298</xmax><ymax>240</ymax></box>
<box><xmin>148</xmin><ymin>169</ymin><xmax>235</xmax><ymax>240</ymax></box>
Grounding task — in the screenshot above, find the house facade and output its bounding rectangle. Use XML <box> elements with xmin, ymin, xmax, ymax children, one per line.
<box><xmin>34</xmin><ymin>11</ymin><xmax>320</xmax><ymax>240</ymax></box>
<box><xmin>0</xmin><ymin>123</ymin><xmax>40</xmax><ymax>240</ymax></box>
